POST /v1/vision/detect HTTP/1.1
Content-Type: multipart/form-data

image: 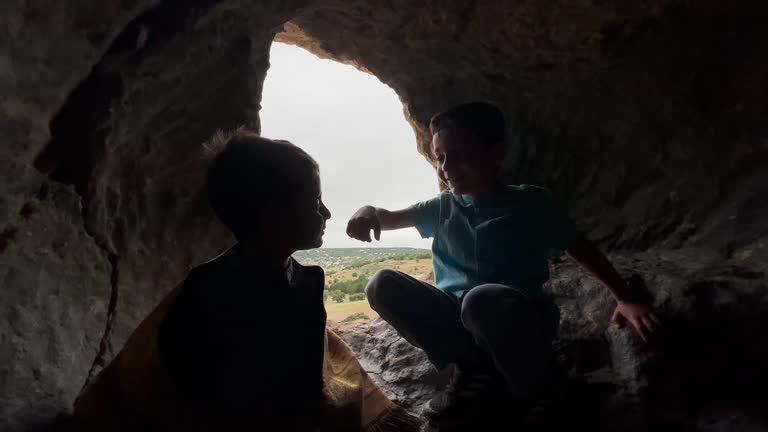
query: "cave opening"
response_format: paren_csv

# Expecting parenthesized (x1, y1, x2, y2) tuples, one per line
(260, 41, 438, 322)
(260, 41, 436, 250)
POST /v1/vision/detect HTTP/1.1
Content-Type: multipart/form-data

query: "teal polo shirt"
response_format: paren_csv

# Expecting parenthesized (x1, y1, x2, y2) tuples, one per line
(407, 185, 579, 298)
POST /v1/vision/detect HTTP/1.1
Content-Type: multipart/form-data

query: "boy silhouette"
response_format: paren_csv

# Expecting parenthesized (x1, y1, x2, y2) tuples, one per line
(157, 131, 332, 426)
(347, 102, 660, 429)
(73, 130, 419, 432)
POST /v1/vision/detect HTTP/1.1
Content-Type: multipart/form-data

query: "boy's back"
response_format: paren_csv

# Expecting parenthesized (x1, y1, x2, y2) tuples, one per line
(71, 130, 421, 432)
(158, 247, 326, 418)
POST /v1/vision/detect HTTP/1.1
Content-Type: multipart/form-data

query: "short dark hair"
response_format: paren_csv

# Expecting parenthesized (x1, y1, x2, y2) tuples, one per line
(429, 101, 506, 147)
(204, 127, 318, 238)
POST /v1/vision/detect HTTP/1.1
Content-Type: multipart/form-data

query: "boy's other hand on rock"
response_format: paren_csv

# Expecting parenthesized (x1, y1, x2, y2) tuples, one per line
(611, 301, 662, 344)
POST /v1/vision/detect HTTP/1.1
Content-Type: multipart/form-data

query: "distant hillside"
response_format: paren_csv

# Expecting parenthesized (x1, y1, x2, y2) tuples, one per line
(293, 248, 434, 323)
(293, 247, 431, 270)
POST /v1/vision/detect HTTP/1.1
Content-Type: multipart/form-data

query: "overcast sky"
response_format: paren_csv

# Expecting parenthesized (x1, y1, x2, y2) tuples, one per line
(260, 42, 436, 249)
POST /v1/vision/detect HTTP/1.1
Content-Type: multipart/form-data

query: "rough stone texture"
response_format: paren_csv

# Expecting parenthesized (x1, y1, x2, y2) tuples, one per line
(549, 252, 768, 430)
(279, 0, 768, 262)
(1, 2, 155, 427)
(337, 251, 768, 430)
(332, 318, 445, 415)
(0, 181, 110, 428)
(1, 0, 767, 430)
(2, 1, 305, 429)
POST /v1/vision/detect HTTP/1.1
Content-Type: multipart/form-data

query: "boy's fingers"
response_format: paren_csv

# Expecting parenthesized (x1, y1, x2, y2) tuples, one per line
(349, 220, 361, 237)
(345, 221, 354, 238)
(349, 226, 361, 240)
(632, 319, 649, 343)
(641, 315, 658, 334)
(351, 220, 370, 242)
(356, 221, 369, 241)
(373, 218, 381, 241)
(364, 223, 372, 241)
(611, 309, 625, 328)
(648, 312, 663, 328)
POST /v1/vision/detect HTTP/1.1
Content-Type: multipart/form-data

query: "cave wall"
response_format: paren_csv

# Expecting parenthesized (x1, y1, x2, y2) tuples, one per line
(1, 0, 766, 430)
(279, 0, 768, 259)
(1, 1, 151, 426)
(278, 5, 768, 425)
(1, 0, 305, 428)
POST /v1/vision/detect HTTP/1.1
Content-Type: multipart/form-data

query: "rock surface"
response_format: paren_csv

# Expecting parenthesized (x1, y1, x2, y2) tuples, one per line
(1, 0, 766, 430)
(336, 251, 768, 430)
(332, 318, 444, 415)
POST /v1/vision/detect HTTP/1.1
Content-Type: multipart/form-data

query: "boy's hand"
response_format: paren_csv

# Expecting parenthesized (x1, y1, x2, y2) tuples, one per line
(611, 301, 662, 344)
(347, 206, 381, 242)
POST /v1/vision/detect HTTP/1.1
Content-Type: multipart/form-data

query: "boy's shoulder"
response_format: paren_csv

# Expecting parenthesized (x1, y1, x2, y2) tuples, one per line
(185, 247, 240, 288)
(176, 246, 277, 313)
(289, 258, 326, 288)
(158, 250, 238, 346)
(488, 184, 555, 207)
(291, 257, 324, 275)
(187, 251, 325, 294)
(439, 185, 554, 210)
(502, 184, 552, 196)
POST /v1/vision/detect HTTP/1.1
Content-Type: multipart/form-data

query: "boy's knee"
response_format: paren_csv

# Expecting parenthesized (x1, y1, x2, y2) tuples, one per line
(461, 284, 526, 329)
(366, 269, 403, 308)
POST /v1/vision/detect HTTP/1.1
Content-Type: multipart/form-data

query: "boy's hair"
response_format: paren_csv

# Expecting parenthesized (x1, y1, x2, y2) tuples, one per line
(429, 101, 506, 147)
(204, 128, 318, 238)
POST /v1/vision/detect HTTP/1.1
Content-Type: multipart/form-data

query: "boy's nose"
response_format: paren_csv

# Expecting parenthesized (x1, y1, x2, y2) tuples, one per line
(321, 203, 331, 219)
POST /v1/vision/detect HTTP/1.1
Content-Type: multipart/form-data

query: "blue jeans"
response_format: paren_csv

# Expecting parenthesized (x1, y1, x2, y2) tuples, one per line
(366, 269, 560, 397)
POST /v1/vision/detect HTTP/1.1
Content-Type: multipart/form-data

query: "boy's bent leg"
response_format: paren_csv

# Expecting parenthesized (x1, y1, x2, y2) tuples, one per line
(366, 269, 473, 369)
(460, 284, 560, 398)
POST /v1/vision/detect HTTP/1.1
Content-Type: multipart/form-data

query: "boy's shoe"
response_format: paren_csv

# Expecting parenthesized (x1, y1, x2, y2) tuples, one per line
(422, 360, 562, 431)
(422, 360, 515, 428)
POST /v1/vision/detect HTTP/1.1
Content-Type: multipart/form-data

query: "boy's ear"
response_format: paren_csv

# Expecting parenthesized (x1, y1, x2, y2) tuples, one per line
(437, 169, 449, 186)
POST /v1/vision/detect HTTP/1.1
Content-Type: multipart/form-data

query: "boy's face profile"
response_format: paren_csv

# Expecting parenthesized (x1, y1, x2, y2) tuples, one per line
(432, 128, 505, 194)
(275, 171, 331, 252)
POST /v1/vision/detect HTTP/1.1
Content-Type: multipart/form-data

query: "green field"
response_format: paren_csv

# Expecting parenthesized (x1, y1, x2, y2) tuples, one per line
(293, 247, 432, 270)
(325, 300, 378, 322)
(293, 248, 433, 322)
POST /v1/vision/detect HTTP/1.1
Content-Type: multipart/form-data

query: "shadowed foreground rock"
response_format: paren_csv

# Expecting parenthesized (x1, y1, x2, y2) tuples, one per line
(336, 252, 768, 431)
(332, 318, 443, 415)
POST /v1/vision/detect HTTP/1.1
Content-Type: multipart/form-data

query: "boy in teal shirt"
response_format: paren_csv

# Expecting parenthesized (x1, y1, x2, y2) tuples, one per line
(347, 102, 660, 428)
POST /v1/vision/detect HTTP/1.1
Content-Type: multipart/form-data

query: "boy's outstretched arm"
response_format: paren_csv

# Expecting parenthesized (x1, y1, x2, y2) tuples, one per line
(347, 206, 415, 242)
(566, 237, 662, 343)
